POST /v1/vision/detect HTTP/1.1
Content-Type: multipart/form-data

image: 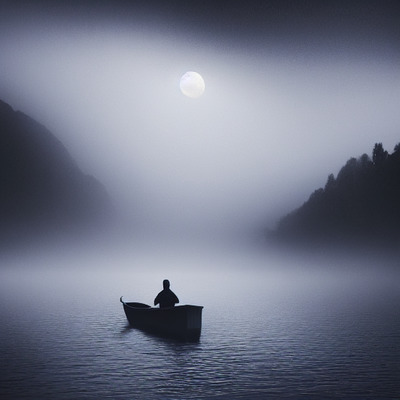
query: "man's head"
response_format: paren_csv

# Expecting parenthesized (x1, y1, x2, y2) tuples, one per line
(163, 279, 170, 289)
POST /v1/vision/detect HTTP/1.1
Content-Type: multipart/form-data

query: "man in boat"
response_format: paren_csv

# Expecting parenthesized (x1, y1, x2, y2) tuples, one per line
(154, 279, 179, 308)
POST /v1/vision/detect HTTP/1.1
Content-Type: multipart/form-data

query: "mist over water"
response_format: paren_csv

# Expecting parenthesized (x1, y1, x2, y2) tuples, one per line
(1, 239, 399, 399)
(1, 2, 400, 398)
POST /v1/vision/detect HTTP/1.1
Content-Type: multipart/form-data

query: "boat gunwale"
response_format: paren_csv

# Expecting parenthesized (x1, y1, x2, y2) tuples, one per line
(120, 297, 203, 312)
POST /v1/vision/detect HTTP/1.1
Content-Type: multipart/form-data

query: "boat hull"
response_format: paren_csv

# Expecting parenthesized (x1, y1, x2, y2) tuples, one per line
(121, 300, 203, 341)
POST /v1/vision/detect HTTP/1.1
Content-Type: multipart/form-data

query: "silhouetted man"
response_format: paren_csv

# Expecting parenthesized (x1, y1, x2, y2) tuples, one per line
(154, 279, 179, 308)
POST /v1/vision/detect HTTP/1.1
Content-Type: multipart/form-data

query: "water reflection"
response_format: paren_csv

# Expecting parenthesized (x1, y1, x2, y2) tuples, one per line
(119, 324, 133, 336)
(0, 242, 399, 399)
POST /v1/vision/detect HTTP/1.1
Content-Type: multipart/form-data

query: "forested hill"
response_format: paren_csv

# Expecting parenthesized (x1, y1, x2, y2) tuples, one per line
(274, 142, 400, 246)
(0, 99, 112, 244)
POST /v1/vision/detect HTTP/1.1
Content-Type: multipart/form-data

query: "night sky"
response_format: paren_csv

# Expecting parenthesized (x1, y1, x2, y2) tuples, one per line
(0, 0, 399, 241)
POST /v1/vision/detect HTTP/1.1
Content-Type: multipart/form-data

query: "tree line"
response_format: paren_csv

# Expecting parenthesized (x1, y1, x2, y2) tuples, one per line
(274, 142, 400, 246)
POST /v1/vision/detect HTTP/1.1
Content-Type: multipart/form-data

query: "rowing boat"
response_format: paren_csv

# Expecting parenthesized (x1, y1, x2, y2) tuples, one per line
(120, 297, 203, 341)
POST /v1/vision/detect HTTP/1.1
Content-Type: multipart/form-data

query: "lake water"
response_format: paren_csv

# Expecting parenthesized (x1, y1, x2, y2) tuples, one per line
(1, 241, 399, 399)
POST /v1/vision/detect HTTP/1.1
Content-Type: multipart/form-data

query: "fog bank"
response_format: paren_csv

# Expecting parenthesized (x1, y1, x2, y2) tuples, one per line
(0, 2, 399, 243)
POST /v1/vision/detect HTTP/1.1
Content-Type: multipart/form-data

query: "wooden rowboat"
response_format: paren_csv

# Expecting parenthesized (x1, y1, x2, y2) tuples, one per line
(120, 297, 203, 341)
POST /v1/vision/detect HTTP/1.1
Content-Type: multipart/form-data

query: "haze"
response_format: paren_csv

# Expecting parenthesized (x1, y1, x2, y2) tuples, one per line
(0, 1, 399, 243)
(1, 5, 400, 398)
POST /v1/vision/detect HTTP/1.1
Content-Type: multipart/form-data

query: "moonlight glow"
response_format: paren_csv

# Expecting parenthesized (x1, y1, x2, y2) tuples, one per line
(180, 71, 205, 98)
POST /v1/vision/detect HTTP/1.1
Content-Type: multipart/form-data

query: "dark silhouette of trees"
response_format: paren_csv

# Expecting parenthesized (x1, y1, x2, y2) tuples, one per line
(274, 142, 400, 246)
(372, 143, 388, 166)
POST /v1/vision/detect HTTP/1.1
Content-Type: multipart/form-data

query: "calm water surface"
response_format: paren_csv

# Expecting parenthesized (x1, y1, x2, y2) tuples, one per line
(0, 243, 399, 399)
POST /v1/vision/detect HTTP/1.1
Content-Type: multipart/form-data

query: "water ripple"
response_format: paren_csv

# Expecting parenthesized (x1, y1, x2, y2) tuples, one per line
(1, 261, 399, 399)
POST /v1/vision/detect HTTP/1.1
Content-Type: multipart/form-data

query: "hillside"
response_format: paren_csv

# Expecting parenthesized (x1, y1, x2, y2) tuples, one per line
(273, 142, 400, 246)
(0, 99, 112, 244)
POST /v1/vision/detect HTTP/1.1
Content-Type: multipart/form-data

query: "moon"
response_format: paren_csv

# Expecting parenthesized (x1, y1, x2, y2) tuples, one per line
(180, 71, 205, 98)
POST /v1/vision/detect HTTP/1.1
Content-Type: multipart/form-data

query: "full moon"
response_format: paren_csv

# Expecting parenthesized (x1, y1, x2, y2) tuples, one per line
(180, 71, 205, 98)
